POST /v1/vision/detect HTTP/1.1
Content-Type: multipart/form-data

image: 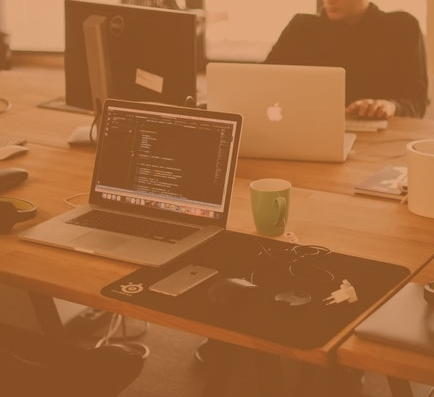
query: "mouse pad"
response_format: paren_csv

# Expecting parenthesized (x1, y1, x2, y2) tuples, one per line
(101, 230, 410, 349)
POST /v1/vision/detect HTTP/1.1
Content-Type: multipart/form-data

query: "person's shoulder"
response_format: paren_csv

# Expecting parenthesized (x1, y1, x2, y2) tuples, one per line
(286, 13, 322, 31)
(379, 9, 421, 31)
(290, 13, 321, 25)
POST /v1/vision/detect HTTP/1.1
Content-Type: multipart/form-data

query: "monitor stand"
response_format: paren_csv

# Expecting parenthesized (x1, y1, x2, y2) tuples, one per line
(67, 14, 112, 146)
(38, 97, 93, 115)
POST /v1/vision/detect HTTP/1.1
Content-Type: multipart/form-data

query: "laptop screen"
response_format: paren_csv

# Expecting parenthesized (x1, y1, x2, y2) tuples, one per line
(89, 100, 242, 227)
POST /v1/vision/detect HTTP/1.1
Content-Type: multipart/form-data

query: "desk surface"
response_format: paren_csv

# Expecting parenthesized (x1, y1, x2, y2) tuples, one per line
(1, 62, 434, 371)
(337, 261, 434, 386)
(1, 142, 432, 366)
(237, 116, 434, 195)
(2, 64, 434, 196)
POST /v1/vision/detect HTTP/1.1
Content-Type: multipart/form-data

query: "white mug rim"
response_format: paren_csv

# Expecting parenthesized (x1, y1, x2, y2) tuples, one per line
(250, 178, 292, 192)
(407, 139, 434, 157)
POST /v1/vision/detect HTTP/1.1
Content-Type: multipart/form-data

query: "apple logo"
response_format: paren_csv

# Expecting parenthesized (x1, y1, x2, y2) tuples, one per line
(266, 102, 282, 121)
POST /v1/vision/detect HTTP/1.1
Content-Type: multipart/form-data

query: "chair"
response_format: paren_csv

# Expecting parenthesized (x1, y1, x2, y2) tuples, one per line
(0, 322, 145, 397)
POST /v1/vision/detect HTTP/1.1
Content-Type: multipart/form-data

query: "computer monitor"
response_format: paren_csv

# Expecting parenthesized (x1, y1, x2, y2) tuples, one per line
(64, 0, 197, 112)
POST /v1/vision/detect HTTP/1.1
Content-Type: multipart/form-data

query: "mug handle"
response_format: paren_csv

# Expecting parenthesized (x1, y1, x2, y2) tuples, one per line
(273, 196, 287, 226)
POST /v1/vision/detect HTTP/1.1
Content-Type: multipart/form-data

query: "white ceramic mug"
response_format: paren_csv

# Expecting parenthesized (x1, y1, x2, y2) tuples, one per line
(406, 139, 434, 218)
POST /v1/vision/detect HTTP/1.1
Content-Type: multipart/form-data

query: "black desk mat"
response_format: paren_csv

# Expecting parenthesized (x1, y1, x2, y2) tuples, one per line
(101, 231, 410, 349)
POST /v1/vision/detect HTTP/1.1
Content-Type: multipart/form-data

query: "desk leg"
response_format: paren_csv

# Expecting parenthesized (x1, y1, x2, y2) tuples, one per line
(387, 377, 414, 397)
(254, 351, 285, 397)
(29, 292, 66, 339)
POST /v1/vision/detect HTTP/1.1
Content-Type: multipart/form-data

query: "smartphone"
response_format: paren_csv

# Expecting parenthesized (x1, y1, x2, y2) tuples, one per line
(148, 264, 218, 296)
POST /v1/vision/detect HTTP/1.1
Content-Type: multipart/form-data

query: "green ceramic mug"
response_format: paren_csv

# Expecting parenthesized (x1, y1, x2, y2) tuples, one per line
(250, 178, 291, 236)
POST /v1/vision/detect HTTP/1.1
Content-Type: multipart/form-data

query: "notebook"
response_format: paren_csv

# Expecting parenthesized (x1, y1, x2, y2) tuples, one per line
(355, 283, 434, 355)
(206, 62, 356, 163)
(19, 99, 243, 267)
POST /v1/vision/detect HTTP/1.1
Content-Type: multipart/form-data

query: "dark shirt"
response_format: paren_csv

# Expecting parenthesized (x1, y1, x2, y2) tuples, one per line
(265, 3, 429, 118)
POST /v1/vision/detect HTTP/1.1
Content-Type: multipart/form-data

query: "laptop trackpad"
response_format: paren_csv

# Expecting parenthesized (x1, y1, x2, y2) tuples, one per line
(70, 232, 128, 251)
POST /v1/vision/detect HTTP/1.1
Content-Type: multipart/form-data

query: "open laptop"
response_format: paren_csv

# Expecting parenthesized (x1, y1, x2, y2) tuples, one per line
(19, 99, 243, 267)
(206, 62, 356, 163)
(355, 283, 434, 355)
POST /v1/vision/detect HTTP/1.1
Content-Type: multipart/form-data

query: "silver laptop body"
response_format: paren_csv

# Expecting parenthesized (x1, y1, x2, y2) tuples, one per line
(355, 283, 434, 355)
(19, 99, 243, 267)
(206, 62, 355, 163)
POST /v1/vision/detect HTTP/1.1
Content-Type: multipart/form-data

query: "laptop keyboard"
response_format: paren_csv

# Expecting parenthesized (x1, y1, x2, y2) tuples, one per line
(345, 118, 388, 132)
(66, 210, 197, 243)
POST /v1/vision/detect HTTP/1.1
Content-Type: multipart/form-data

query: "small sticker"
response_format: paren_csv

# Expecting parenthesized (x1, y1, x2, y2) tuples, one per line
(136, 68, 163, 94)
(285, 231, 299, 244)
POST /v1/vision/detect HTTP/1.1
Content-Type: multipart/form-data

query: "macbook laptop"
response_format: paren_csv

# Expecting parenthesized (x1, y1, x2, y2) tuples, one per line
(355, 283, 434, 355)
(206, 62, 356, 163)
(19, 99, 243, 267)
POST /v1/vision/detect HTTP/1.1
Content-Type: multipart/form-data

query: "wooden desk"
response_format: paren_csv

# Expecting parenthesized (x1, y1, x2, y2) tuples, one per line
(0, 64, 93, 148)
(2, 62, 434, 386)
(337, 262, 434, 393)
(1, 64, 434, 195)
(1, 139, 434, 368)
(237, 115, 434, 195)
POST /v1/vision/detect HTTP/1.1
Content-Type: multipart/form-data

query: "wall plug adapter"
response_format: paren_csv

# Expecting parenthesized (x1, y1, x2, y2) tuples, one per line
(323, 279, 358, 305)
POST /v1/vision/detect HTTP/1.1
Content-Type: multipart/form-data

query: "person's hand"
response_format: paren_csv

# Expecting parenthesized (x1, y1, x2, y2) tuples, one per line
(345, 99, 396, 119)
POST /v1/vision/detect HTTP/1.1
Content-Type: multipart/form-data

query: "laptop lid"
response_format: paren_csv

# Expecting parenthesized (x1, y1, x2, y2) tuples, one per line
(19, 100, 243, 267)
(355, 283, 434, 355)
(90, 99, 242, 229)
(206, 62, 355, 163)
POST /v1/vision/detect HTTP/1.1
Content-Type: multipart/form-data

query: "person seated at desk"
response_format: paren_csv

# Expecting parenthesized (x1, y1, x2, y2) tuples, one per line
(264, 0, 429, 120)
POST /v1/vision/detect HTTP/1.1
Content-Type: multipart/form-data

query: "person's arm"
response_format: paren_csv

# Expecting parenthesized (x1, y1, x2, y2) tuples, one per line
(346, 13, 428, 120)
(388, 13, 428, 118)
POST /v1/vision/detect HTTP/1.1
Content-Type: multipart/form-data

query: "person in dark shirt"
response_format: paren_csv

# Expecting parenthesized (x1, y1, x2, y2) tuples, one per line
(265, 0, 429, 119)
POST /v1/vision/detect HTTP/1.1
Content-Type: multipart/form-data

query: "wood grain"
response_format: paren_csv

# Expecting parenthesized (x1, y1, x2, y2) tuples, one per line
(1, 62, 434, 374)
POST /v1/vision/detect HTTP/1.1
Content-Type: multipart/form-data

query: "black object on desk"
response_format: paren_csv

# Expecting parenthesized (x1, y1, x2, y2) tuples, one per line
(207, 277, 262, 308)
(101, 230, 410, 349)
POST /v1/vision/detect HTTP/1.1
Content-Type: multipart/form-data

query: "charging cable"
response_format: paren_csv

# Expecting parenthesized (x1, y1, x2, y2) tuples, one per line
(184, 95, 196, 108)
(0, 345, 42, 367)
(95, 313, 151, 359)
